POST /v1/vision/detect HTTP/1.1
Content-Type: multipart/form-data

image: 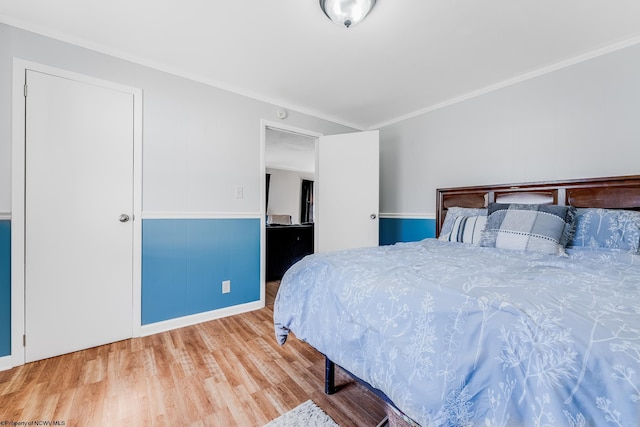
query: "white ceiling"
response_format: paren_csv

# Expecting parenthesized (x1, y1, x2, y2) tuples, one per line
(265, 128, 316, 174)
(2, 1, 640, 130)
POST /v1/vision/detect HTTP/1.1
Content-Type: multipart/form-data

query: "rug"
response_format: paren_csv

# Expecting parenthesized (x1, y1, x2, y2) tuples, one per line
(264, 400, 339, 427)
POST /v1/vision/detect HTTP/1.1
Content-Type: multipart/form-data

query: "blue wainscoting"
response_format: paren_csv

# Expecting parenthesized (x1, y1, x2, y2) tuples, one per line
(142, 218, 261, 325)
(0, 220, 10, 357)
(379, 217, 436, 246)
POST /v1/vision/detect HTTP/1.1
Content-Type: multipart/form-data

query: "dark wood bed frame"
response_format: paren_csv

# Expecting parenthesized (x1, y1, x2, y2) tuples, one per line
(324, 174, 640, 421)
(436, 174, 640, 237)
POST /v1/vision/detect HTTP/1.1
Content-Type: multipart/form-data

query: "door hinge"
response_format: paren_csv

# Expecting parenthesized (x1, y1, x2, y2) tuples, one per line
(24, 83, 27, 98)
(23, 334, 26, 346)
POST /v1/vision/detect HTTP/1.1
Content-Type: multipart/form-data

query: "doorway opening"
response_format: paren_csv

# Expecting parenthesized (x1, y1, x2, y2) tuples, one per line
(261, 122, 320, 287)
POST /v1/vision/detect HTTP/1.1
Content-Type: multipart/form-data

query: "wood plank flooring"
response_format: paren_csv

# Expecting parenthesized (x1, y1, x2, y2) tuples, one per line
(0, 281, 386, 426)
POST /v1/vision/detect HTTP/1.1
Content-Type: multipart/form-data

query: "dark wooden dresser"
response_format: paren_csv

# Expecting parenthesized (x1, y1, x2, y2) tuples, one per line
(266, 224, 314, 281)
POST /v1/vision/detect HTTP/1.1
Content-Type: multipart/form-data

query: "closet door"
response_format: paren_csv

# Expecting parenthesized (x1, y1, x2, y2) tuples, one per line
(24, 69, 134, 362)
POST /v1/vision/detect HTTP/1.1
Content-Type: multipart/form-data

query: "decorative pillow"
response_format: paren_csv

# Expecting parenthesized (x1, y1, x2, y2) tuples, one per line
(480, 203, 577, 255)
(439, 215, 487, 244)
(568, 208, 640, 253)
(440, 207, 487, 237)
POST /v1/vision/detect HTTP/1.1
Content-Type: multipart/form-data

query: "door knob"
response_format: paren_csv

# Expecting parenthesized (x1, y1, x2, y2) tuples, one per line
(119, 214, 130, 223)
(370, 214, 377, 219)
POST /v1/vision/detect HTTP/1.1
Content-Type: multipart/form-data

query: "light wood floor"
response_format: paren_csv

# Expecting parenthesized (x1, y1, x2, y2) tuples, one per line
(0, 281, 386, 426)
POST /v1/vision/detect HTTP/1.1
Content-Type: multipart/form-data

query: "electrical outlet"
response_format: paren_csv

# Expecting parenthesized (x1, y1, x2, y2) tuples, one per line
(222, 280, 231, 294)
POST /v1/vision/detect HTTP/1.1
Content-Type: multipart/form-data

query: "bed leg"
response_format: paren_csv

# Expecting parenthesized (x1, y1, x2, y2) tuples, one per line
(325, 357, 336, 395)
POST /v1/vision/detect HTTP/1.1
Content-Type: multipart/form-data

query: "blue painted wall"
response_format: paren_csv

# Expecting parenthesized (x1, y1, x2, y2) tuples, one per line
(380, 218, 435, 246)
(1, 216, 432, 351)
(0, 221, 10, 357)
(142, 218, 261, 325)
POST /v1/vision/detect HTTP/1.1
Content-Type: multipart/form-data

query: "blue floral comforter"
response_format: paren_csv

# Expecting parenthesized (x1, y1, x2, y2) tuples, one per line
(273, 239, 640, 427)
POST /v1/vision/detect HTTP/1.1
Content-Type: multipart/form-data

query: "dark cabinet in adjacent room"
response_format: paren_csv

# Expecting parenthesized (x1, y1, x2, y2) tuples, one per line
(266, 224, 314, 281)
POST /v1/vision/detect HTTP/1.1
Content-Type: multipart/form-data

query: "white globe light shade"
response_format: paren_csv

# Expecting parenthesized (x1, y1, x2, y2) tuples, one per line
(319, 0, 377, 28)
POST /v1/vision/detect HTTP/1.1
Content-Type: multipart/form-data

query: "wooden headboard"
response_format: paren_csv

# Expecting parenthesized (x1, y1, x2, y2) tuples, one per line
(436, 175, 640, 237)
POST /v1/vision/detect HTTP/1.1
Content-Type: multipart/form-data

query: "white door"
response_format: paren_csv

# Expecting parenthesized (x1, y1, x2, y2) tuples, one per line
(315, 130, 379, 253)
(24, 70, 134, 362)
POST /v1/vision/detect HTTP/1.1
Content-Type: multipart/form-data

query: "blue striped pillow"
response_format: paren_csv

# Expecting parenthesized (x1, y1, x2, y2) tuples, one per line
(439, 215, 487, 244)
(440, 207, 487, 237)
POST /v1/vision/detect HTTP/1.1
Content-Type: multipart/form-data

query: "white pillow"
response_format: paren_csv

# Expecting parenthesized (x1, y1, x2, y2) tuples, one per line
(495, 193, 554, 205)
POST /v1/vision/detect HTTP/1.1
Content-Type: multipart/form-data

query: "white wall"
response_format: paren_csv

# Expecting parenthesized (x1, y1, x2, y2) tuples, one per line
(266, 168, 313, 224)
(0, 27, 11, 214)
(4, 23, 639, 220)
(380, 43, 640, 216)
(0, 23, 355, 215)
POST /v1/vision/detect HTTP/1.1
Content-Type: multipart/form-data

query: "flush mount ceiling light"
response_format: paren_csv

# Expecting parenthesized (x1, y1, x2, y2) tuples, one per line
(319, 0, 377, 28)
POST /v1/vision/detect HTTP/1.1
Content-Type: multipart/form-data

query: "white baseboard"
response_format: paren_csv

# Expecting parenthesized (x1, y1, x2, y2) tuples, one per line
(140, 300, 264, 337)
(0, 355, 14, 371)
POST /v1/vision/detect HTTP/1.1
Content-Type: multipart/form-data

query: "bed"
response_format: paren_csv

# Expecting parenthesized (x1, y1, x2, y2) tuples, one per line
(273, 175, 640, 426)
